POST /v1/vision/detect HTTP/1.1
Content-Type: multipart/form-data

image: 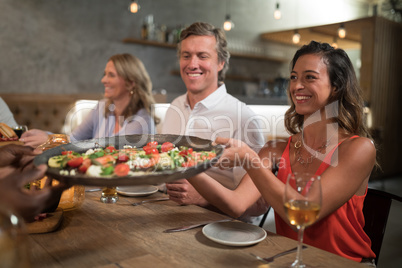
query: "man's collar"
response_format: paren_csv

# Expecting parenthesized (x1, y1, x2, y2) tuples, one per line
(185, 84, 226, 110)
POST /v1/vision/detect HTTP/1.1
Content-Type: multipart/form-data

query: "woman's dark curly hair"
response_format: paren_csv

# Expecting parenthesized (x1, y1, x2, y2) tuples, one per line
(285, 41, 370, 139)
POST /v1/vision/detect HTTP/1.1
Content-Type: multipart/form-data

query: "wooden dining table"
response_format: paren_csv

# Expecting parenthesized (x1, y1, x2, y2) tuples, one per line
(27, 189, 365, 268)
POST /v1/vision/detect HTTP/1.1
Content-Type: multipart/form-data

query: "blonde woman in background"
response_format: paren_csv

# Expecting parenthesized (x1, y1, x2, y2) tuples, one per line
(21, 53, 158, 146)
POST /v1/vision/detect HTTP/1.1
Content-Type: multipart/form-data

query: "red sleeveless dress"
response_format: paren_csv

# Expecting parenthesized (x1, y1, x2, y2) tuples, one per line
(275, 136, 375, 262)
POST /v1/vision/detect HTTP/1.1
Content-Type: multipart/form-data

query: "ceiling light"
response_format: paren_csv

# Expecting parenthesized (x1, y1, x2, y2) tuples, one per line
(331, 38, 338, 49)
(274, 3, 281, 20)
(292, 30, 301, 44)
(129, 0, 140, 13)
(223, 0, 234, 31)
(223, 15, 234, 31)
(338, 23, 346, 39)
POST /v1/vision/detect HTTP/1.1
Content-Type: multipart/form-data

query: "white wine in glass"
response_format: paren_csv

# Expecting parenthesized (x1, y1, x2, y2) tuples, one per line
(284, 172, 322, 268)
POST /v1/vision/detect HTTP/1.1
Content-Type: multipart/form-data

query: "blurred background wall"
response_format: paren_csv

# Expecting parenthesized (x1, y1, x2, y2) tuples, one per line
(0, 0, 374, 100)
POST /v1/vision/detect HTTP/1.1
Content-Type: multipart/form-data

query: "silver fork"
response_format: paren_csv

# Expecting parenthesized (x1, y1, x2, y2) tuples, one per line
(132, 197, 170, 206)
(251, 245, 307, 263)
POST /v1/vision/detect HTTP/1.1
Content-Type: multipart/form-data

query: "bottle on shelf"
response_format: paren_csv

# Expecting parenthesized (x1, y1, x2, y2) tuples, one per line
(157, 24, 167, 43)
(176, 24, 185, 43)
(141, 14, 155, 40)
(168, 27, 178, 44)
(145, 14, 156, 41)
(141, 20, 148, 40)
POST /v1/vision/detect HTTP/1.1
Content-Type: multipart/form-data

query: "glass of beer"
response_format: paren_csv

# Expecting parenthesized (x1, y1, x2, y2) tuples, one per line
(284, 172, 322, 268)
(100, 187, 119, 203)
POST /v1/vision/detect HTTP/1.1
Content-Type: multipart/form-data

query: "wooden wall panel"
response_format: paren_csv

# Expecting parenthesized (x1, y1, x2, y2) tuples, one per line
(360, 19, 374, 103)
(368, 17, 402, 177)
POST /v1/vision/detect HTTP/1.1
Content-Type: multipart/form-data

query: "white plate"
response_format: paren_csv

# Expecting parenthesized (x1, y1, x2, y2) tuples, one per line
(202, 221, 267, 247)
(116, 185, 158, 197)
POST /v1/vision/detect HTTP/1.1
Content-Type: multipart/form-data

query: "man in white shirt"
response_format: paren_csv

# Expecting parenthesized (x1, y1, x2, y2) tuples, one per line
(162, 22, 266, 220)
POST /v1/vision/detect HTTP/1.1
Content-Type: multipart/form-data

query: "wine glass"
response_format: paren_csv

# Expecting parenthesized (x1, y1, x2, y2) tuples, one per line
(284, 172, 322, 268)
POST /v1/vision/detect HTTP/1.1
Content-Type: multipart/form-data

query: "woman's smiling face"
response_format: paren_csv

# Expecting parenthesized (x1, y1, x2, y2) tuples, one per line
(289, 54, 333, 116)
(101, 61, 130, 101)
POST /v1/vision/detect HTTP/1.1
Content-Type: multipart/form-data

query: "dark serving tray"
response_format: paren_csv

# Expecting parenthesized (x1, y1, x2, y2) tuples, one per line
(34, 134, 224, 187)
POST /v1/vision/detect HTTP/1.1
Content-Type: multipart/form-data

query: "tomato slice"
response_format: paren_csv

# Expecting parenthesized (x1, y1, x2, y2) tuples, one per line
(67, 157, 84, 168)
(179, 147, 193, 156)
(117, 153, 129, 162)
(161, 142, 174, 152)
(114, 163, 130, 176)
(143, 145, 159, 155)
(105, 146, 116, 153)
(61, 150, 73, 155)
(146, 141, 158, 148)
(78, 158, 92, 173)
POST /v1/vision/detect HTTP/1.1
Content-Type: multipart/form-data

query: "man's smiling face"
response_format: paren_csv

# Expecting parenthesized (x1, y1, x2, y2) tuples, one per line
(179, 35, 224, 98)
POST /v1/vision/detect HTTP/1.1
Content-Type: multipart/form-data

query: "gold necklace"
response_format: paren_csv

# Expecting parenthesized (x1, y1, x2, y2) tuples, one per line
(294, 133, 334, 168)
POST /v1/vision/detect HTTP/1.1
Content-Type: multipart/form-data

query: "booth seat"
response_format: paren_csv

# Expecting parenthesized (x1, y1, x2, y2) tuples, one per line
(62, 101, 171, 135)
(248, 105, 290, 140)
(2, 93, 289, 141)
(1, 93, 166, 134)
(63, 101, 289, 141)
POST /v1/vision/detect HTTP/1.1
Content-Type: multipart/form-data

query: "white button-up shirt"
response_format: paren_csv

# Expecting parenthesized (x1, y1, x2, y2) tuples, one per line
(162, 84, 265, 189)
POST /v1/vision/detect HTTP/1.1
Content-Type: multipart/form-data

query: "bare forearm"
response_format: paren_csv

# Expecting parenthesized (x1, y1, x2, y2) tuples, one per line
(187, 173, 256, 218)
(244, 158, 288, 221)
